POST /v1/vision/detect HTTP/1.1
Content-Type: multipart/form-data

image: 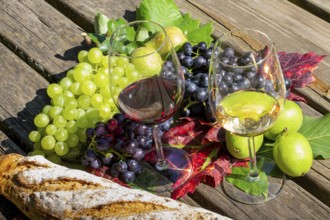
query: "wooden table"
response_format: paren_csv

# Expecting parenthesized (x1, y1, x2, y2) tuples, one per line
(0, 0, 329, 219)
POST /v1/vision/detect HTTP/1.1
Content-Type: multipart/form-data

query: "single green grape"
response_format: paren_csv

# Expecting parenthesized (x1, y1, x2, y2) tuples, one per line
(116, 56, 129, 67)
(78, 95, 91, 109)
(88, 48, 103, 64)
(78, 50, 89, 63)
(63, 107, 78, 120)
(49, 106, 63, 119)
(76, 62, 93, 72)
(110, 73, 121, 86)
(118, 77, 130, 89)
(76, 108, 86, 119)
(66, 120, 79, 134)
(33, 141, 42, 150)
(98, 103, 111, 119)
(101, 55, 109, 67)
(64, 97, 78, 108)
(76, 115, 89, 128)
(46, 154, 61, 164)
(76, 128, 87, 143)
(30, 149, 45, 156)
(54, 141, 69, 156)
(45, 124, 57, 135)
(62, 90, 75, 99)
(70, 82, 82, 95)
(52, 95, 65, 107)
(98, 66, 108, 76)
(42, 105, 52, 117)
(29, 130, 41, 142)
(34, 113, 50, 128)
(47, 83, 63, 99)
(85, 107, 99, 120)
(91, 93, 103, 107)
(73, 67, 91, 82)
(53, 115, 67, 128)
(112, 66, 125, 77)
(99, 86, 111, 99)
(59, 77, 73, 90)
(41, 135, 56, 150)
(94, 73, 108, 88)
(81, 80, 97, 96)
(66, 69, 74, 79)
(109, 56, 117, 68)
(126, 69, 140, 82)
(66, 134, 79, 148)
(54, 127, 69, 142)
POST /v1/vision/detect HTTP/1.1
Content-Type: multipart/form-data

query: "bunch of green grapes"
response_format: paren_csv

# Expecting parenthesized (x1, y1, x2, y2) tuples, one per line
(28, 47, 142, 164)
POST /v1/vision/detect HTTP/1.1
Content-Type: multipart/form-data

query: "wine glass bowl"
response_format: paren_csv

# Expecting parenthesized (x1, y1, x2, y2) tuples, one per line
(108, 20, 192, 192)
(209, 29, 286, 204)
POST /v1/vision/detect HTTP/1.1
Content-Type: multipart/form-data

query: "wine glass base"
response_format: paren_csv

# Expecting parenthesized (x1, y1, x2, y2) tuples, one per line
(222, 156, 285, 204)
(134, 146, 193, 193)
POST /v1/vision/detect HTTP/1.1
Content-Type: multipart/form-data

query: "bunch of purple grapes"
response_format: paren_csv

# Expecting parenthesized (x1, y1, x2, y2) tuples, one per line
(177, 42, 215, 121)
(81, 113, 151, 183)
(177, 43, 292, 122)
(81, 113, 172, 184)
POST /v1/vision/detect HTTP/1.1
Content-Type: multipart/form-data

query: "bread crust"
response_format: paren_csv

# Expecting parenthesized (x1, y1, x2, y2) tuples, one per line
(0, 154, 230, 220)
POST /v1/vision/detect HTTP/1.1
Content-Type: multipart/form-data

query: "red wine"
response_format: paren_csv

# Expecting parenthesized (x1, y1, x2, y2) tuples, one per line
(118, 77, 181, 124)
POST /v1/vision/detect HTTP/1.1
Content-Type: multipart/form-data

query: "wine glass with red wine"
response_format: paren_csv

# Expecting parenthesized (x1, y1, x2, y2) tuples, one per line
(108, 20, 192, 192)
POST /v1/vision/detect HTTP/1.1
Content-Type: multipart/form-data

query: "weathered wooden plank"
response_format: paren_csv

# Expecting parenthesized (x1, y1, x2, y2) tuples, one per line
(289, 0, 330, 22)
(190, 181, 330, 220)
(0, 130, 26, 156)
(187, 0, 330, 114)
(0, 43, 49, 152)
(0, 0, 85, 81)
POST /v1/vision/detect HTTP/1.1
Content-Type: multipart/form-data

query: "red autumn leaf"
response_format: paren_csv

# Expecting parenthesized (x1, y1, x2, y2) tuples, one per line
(170, 143, 226, 199)
(278, 51, 325, 88)
(162, 117, 223, 147)
(202, 155, 231, 187)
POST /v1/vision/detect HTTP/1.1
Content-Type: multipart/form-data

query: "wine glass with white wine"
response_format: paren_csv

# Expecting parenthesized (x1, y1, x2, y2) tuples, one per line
(209, 28, 286, 204)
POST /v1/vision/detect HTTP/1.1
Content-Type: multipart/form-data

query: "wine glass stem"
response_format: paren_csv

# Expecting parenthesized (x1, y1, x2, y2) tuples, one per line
(248, 136, 259, 181)
(153, 125, 168, 171)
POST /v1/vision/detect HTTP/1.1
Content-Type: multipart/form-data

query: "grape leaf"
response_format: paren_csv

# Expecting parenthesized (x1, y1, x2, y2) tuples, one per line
(171, 144, 230, 199)
(226, 167, 268, 197)
(162, 118, 214, 148)
(278, 52, 326, 88)
(277, 52, 325, 102)
(299, 114, 330, 159)
(136, 0, 182, 31)
(187, 22, 214, 47)
(177, 13, 200, 36)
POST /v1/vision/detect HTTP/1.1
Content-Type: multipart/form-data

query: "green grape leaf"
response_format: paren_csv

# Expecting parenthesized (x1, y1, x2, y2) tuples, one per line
(299, 114, 330, 159)
(107, 18, 127, 36)
(226, 167, 268, 197)
(94, 12, 109, 35)
(178, 13, 200, 36)
(136, 0, 183, 31)
(186, 22, 214, 47)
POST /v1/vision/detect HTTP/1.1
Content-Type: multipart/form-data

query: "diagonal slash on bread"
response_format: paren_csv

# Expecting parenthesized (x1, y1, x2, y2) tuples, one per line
(0, 154, 231, 220)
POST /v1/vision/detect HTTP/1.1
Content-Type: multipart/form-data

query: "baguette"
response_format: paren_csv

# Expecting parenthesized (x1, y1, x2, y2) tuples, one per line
(0, 153, 230, 220)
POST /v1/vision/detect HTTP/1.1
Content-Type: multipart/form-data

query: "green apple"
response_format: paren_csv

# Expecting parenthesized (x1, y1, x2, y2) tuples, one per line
(130, 46, 163, 77)
(264, 100, 303, 140)
(146, 26, 187, 56)
(273, 131, 313, 177)
(225, 131, 264, 159)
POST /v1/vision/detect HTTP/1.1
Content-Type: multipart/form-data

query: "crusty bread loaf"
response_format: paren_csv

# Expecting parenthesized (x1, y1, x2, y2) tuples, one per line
(0, 154, 230, 220)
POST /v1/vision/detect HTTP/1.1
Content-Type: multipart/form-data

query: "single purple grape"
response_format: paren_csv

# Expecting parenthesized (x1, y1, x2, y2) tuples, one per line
(124, 139, 138, 155)
(116, 161, 128, 173)
(119, 171, 135, 183)
(132, 148, 145, 161)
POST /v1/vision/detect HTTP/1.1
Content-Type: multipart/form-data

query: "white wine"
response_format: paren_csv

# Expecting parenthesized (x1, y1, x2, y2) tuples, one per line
(216, 90, 281, 136)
